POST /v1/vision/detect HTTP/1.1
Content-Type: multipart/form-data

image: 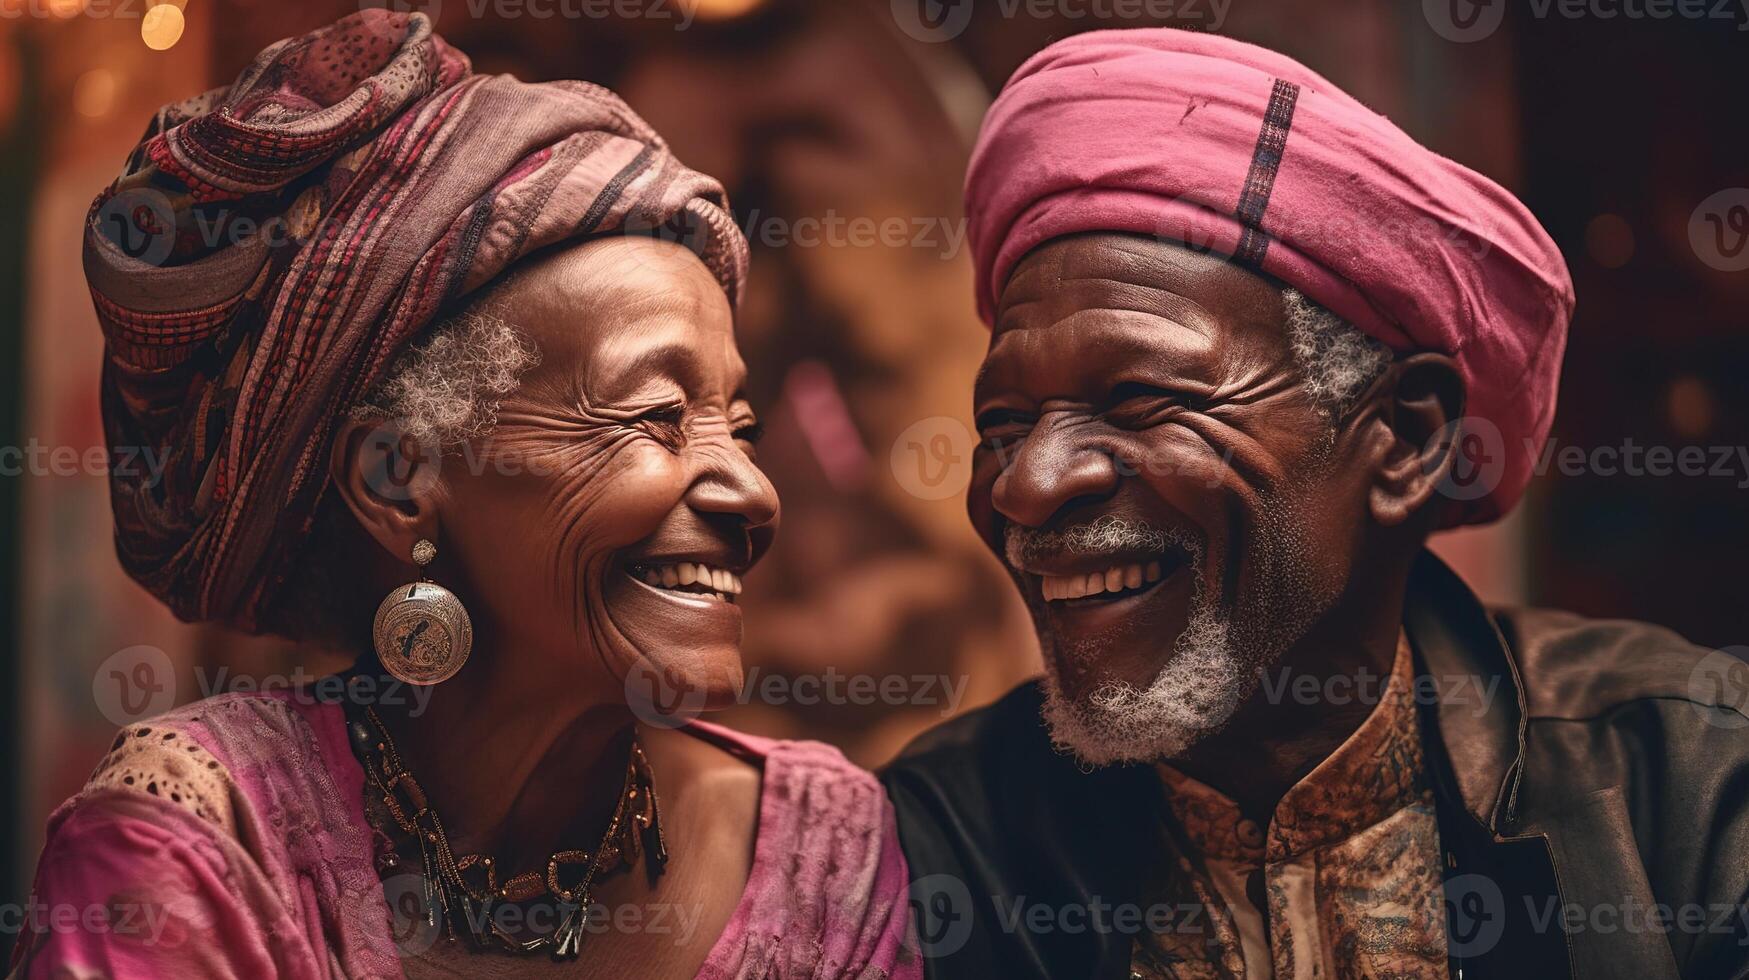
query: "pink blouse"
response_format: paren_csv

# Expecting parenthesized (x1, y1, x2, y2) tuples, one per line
(10, 691, 920, 979)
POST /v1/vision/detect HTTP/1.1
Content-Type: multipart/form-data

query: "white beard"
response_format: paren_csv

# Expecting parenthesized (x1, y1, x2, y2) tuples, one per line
(1023, 495, 1335, 768)
(1038, 590, 1254, 766)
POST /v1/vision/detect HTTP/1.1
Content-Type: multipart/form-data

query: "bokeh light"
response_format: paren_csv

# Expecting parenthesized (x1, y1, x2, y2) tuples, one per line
(681, 0, 770, 22)
(141, 4, 186, 51)
(1585, 212, 1635, 269)
(72, 69, 117, 119)
(1665, 375, 1715, 440)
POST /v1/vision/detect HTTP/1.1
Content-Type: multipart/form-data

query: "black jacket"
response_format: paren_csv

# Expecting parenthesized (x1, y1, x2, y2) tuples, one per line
(881, 552, 1749, 979)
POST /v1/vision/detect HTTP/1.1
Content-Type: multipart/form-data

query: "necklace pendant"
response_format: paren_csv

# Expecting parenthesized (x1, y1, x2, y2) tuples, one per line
(352, 708, 666, 962)
(553, 901, 586, 960)
(642, 817, 669, 883)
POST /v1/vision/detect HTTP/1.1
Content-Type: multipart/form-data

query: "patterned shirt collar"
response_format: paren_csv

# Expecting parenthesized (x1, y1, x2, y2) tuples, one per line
(1156, 632, 1425, 862)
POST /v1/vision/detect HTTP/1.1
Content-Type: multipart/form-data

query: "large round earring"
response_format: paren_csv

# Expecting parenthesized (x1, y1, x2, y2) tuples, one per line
(373, 538, 473, 686)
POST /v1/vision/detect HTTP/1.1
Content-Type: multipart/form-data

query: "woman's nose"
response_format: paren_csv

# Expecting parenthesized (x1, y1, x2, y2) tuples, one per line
(686, 442, 780, 531)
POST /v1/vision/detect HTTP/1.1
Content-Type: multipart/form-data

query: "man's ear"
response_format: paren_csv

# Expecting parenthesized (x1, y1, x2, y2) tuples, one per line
(329, 417, 445, 566)
(1365, 353, 1465, 528)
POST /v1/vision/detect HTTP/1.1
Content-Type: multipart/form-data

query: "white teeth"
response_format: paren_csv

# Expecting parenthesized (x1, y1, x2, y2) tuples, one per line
(632, 562, 744, 600)
(1039, 560, 1166, 602)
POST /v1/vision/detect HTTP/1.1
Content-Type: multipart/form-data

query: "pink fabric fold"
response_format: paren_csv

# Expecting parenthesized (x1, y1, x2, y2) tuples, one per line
(687, 722, 920, 979)
(12, 694, 918, 980)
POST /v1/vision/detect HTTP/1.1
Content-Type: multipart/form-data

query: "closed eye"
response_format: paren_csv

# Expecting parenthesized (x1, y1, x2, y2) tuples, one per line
(1110, 381, 1195, 405)
(733, 421, 765, 446)
(636, 404, 686, 446)
(975, 408, 1036, 455)
(975, 407, 1036, 432)
(1107, 382, 1199, 423)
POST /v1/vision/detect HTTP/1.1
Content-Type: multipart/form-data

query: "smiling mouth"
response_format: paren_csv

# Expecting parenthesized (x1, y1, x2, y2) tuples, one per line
(1029, 548, 1193, 606)
(627, 562, 744, 604)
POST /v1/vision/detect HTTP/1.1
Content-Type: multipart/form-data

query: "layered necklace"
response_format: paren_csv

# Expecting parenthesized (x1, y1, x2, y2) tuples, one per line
(348, 704, 668, 959)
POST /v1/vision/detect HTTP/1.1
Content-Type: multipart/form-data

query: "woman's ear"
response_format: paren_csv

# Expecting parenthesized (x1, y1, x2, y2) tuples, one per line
(1366, 353, 1466, 528)
(329, 417, 445, 565)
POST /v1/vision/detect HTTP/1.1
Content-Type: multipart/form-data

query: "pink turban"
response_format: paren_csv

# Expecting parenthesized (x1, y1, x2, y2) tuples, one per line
(86, 11, 748, 628)
(965, 28, 1574, 527)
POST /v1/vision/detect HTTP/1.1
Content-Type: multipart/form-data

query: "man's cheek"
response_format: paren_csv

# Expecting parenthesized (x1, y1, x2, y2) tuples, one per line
(966, 466, 1004, 551)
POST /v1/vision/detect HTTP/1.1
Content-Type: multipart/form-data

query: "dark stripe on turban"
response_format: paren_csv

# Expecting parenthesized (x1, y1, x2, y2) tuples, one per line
(85, 11, 749, 629)
(964, 28, 1574, 527)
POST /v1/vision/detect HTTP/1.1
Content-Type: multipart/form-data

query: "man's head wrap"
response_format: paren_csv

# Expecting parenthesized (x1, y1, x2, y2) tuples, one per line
(965, 28, 1574, 527)
(86, 11, 748, 628)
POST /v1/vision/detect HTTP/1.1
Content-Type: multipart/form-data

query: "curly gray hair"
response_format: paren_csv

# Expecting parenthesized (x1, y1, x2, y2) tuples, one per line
(351, 309, 541, 450)
(1282, 287, 1392, 419)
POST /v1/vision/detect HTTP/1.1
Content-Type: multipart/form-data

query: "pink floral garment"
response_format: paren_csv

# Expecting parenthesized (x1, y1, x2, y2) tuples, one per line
(9, 691, 919, 979)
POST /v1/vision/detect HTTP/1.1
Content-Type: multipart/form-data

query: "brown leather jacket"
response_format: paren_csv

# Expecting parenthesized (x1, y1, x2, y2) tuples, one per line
(881, 552, 1749, 979)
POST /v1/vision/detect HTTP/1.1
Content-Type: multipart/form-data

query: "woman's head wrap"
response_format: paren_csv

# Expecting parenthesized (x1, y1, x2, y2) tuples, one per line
(87, 11, 748, 629)
(964, 28, 1574, 527)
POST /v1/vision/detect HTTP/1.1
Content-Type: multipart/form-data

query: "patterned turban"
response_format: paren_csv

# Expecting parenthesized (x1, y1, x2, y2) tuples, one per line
(964, 28, 1574, 527)
(86, 11, 749, 629)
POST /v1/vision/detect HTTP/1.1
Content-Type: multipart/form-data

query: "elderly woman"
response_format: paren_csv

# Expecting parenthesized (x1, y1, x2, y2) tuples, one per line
(12, 12, 915, 979)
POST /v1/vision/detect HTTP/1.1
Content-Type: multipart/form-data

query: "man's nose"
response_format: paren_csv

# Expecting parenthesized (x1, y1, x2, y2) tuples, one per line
(989, 420, 1121, 528)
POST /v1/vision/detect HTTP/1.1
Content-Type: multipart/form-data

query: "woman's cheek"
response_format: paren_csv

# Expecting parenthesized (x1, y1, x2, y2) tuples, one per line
(590, 443, 691, 536)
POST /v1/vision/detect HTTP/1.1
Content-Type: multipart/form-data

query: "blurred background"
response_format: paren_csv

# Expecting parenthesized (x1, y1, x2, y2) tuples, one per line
(3, 0, 1747, 956)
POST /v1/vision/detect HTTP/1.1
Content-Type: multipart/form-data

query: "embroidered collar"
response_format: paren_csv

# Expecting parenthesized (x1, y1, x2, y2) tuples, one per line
(1156, 632, 1427, 862)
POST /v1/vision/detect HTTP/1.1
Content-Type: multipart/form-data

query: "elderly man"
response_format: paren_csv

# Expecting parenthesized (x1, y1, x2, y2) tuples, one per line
(881, 28, 1749, 980)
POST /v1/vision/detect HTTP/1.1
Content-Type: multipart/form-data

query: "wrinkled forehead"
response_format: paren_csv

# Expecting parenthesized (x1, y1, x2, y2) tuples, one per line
(982, 234, 1293, 393)
(488, 237, 745, 396)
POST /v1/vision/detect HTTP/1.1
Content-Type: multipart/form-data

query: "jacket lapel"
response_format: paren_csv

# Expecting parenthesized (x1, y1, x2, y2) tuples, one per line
(1405, 550, 1573, 979)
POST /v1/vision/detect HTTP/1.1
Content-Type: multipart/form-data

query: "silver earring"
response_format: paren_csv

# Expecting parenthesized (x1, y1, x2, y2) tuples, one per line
(372, 538, 472, 686)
